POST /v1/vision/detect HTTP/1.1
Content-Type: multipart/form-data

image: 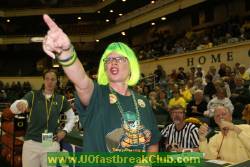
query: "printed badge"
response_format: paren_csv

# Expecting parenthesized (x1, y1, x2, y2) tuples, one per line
(109, 94, 117, 104)
(137, 99, 145, 108)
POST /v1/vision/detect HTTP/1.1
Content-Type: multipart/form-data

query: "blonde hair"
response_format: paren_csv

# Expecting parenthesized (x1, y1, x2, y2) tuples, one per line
(97, 42, 140, 86)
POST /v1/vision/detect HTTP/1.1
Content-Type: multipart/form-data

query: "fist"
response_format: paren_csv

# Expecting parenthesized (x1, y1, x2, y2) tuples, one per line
(220, 120, 234, 131)
(16, 101, 28, 112)
(54, 130, 67, 142)
(203, 110, 209, 116)
(198, 124, 208, 141)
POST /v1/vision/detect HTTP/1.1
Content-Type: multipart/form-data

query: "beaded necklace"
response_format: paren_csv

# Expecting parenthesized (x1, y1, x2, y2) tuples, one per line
(109, 87, 141, 125)
(109, 86, 149, 151)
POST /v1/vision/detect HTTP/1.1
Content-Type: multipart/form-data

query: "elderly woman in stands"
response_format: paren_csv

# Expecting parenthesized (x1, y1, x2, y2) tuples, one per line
(186, 89, 207, 117)
(204, 87, 234, 118)
(190, 77, 204, 95)
(214, 79, 231, 98)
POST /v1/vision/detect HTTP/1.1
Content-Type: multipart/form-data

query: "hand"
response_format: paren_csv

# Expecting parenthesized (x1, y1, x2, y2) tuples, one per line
(16, 101, 28, 112)
(170, 147, 183, 152)
(54, 130, 67, 142)
(220, 120, 235, 131)
(42, 14, 71, 59)
(199, 124, 208, 141)
(167, 143, 181, 152)
(220, 120, 241, 134)
(204, 109, 214, 117)
(203, 110, 209, 116)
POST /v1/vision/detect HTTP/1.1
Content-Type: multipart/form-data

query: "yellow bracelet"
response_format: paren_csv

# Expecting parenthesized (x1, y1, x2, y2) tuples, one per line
(57, 50, 78, 67)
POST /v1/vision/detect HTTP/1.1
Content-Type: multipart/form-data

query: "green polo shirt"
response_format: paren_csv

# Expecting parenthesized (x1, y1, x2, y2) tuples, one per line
(23, 90, 71, 142)
(76, 82, 161, 152)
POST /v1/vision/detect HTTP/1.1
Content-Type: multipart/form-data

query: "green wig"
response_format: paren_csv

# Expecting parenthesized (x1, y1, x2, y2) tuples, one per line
(97, 42, 140, 86)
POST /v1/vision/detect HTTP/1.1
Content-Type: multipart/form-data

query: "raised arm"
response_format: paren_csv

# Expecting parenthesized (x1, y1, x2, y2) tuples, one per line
(42, 14, 94, 106)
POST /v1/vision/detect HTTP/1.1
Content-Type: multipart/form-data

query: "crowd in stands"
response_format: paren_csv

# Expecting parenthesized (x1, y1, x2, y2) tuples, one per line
(59, 60, 250, 137)
(0, 63, 249, 163)
(0, 81, 32, 103)
(1, 60, 249, 127)
(133, 62, 250, 162)
(0, 79, 78, 103)
(1, 61, 250, 129)
(136, 16, 250, 60)
(133, 62, 250, 128)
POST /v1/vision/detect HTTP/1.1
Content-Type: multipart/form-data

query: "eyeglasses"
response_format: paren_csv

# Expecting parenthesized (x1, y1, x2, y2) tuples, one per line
(103, 56, 127, 64)
(214, 112, 228, 118)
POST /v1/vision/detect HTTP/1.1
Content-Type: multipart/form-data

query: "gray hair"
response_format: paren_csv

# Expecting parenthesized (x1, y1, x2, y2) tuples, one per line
(214, 105, 232, 114)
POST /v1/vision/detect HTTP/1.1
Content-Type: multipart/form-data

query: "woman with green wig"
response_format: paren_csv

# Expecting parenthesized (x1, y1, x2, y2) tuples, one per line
(42, 14, 160, 155)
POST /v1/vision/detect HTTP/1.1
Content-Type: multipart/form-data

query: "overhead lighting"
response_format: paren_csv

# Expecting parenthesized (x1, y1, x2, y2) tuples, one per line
(6, 19, 10, 23)
(96, 39, 100, 42)
(122, 0, 126, 2)
(151, 0, 155, 4)
(119, 13, 123, 16)
(151, 22, 156, 26)
(77, 16, 82, 20)
(121, 31, 126, 36)
(109, 9, 114, 13)
(161, 17, 166, 21)
(105, 19, 110, 22)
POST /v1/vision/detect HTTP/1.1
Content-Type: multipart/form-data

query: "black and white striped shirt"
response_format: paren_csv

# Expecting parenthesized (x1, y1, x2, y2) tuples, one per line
(161, 123, 199, 149)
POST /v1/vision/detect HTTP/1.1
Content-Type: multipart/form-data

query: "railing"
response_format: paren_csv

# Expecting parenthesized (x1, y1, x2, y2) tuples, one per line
(0, 102, 10, 111)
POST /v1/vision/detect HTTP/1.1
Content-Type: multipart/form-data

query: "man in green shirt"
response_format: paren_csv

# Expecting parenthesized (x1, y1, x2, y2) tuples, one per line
(10, 69, 75, 167)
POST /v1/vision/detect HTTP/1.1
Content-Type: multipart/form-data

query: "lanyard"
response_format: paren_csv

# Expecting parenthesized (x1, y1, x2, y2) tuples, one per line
(217, 134, 225, 159)
(45, 94, 54, 131)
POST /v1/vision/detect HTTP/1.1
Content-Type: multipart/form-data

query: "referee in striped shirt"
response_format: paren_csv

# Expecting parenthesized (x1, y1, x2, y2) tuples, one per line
(161, 105, 199, 152)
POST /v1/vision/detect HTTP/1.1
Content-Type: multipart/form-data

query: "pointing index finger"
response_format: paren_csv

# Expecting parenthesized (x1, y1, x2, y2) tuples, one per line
(43, 14, 59, 31)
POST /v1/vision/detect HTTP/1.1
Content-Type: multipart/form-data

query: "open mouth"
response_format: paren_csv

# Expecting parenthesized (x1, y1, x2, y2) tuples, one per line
(110, 67, 119, 75)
